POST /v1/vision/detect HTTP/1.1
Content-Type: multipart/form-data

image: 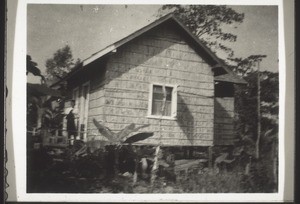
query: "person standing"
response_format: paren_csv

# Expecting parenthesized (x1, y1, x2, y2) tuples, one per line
(66, 100, 77, 145)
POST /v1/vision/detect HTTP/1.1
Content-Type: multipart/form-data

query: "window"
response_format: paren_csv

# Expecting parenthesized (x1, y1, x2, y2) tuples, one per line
(148, 83, 177, 119)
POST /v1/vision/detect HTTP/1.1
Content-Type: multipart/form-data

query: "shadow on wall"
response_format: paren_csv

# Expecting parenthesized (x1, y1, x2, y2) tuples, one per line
(176, 94, 194, 145)
(214, 98, 235, 145)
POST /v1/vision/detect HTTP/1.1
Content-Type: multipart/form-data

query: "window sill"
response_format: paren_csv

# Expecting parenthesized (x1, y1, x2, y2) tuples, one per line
(146, 115, 177, 121)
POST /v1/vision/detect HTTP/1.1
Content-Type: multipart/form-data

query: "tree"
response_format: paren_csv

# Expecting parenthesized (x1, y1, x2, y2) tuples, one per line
(27, 55, 45, 128)
(45, 45, 81, 80)
(234, 64, 278, 159)
(228, 55, 267, 77)
(159, 5, 244, 58)
(27, 55, 45, 83)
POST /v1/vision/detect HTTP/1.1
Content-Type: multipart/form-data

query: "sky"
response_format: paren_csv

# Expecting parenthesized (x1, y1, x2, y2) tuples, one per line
(27, 4, 278, 83)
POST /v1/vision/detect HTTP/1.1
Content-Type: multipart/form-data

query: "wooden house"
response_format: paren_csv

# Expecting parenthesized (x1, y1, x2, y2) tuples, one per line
(53, 14, 246, 147)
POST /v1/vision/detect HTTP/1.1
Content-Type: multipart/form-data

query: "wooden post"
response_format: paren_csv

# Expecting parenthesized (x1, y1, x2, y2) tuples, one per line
(208, 146, 213, 169)
(151, 146, 160, 187)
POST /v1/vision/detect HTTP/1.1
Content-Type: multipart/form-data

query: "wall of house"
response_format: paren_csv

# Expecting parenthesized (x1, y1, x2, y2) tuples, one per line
(67, 59, 107, 141)
(214, 97, 236, 145)
(88, 23, 215, 146)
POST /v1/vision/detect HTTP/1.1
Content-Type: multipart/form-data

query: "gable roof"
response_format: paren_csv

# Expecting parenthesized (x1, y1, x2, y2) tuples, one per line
(51, 13, 246, 87)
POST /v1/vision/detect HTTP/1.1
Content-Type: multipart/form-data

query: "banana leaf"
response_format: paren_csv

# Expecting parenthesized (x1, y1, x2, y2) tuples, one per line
(132, 124, 150, 132)
(116, 123, 135, 140)
(123, 132, 154, 144)
(92, 118, 115, 142)
(117, 124, 151, 140)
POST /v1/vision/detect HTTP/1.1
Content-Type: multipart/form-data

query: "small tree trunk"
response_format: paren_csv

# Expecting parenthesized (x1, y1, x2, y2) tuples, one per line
(151, 146, 160, 187)
(255, 61, 261, 159)
(245, 156, 252, 175)
(133, 157, 138, 185)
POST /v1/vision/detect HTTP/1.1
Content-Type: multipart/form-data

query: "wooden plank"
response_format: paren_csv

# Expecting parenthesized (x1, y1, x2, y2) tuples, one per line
(174, 159, 200, 172)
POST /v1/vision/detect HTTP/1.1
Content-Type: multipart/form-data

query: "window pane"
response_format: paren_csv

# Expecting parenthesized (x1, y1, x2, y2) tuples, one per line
(153, 85, 162, 93)
(153, 92, 164, 100)
(164, 101, 172, 116)
(166, 87, 172, 101)
(153, 85, 163, 100)
(152, 100, 163, 115)
(151, 85, 173, 117)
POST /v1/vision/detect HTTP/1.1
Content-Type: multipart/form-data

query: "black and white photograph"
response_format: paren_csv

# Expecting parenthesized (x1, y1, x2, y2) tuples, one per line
(6, 0, 295, 202)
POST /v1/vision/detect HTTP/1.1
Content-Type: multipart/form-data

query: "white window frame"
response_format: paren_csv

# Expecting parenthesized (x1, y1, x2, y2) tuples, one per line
(147, 83, 177, 120)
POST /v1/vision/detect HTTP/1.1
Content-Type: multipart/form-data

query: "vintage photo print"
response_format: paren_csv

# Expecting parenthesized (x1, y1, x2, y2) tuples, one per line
(6, 0, 294, 202)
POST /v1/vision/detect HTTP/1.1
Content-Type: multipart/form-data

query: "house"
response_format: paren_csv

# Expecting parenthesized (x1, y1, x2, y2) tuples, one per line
(52, 14, 246, 147)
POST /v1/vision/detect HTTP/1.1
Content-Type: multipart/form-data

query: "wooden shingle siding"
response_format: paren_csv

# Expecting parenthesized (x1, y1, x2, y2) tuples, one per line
(100, 24, 214, 146)
(214, 97, 236, 145)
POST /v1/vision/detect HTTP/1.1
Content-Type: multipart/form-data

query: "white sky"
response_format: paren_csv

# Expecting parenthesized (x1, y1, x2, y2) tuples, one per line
(27, 4, 278, 83)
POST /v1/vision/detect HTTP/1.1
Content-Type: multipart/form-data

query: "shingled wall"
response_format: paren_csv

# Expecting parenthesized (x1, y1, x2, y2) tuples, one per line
(214, 97, 236, 145)
(87, 24, 215, 146)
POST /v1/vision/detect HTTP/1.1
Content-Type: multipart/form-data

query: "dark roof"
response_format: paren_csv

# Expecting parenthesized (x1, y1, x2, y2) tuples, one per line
(214, 73, 247, 84)
(52, 13, 246, 87)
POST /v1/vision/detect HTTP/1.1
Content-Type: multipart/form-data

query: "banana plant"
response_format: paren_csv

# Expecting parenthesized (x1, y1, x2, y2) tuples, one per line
(92, 118, 154, 176)
(92, 118, 153, 145)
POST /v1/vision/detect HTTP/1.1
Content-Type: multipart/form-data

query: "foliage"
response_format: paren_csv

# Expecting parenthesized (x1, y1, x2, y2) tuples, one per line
(26, 55, 47, 128)
(27, 55, 45, 83)
(45, 45, 81, 80)
(92, 119, 153, 145)
(260, 71, 279, 103)
(235, 70, 278, 141)
(159, 5, 244, 58)
(228, 55, 267, 76)
(233, 68, 278, 192)
(41, 98, 65, 132)
(230, 55, 277, 155)
(241, 149, 277, 193)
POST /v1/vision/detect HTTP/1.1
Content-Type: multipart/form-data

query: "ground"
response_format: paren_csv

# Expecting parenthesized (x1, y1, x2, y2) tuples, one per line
(27, 144, 277, 193)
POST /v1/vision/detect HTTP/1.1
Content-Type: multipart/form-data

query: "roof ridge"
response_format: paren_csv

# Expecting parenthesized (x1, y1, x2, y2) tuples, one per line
(81, 12, 175, 65)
